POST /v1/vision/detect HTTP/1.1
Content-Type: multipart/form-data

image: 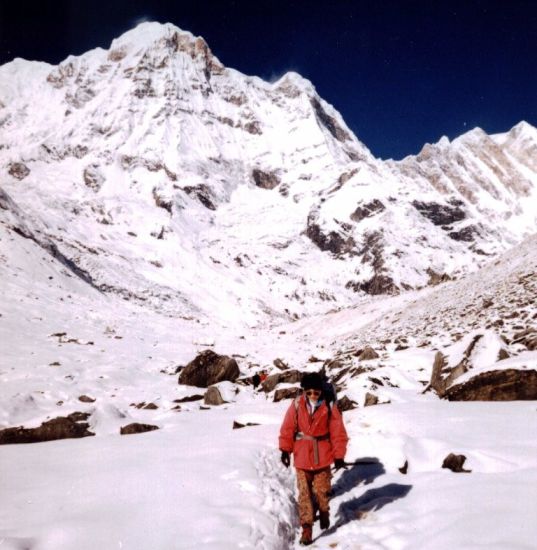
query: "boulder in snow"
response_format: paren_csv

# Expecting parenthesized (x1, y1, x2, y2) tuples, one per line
(273, 387, 301, 402)
(204, 385, 226, 406)
(120, 423, 159, 435)
(8, 162, 30, 180)
(261, 369, 303, 393)
(337, 395, 358, 411)
(179, 350, 240, 387)
(364, 392, 379, 407)
(442, 453, 471, 473)
(359, 346, 380, 361)
(0, 414, 94, 445)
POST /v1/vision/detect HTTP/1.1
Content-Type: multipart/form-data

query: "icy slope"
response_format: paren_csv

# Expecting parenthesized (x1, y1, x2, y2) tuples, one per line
(1, 22, 536, 326)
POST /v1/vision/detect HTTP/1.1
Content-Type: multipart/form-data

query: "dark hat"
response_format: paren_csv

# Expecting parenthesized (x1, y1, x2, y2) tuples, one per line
(300, 372, 323, 391)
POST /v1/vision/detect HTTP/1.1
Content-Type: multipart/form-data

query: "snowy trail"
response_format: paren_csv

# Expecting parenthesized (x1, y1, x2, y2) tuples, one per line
(255, 449, 298, 549)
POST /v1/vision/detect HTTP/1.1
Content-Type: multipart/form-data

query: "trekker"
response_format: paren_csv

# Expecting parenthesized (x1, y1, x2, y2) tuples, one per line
(279, 372, 349, 546)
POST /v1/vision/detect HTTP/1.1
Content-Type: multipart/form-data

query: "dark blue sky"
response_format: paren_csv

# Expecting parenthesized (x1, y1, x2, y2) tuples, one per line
(1, 0, 536, 159)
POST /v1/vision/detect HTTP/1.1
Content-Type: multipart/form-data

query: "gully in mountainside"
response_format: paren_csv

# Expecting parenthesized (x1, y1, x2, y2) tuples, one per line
(279, 372, 349, 546)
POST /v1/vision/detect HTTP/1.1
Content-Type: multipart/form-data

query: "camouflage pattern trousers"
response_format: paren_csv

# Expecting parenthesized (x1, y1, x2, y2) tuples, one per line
(295, 467, 332, 526)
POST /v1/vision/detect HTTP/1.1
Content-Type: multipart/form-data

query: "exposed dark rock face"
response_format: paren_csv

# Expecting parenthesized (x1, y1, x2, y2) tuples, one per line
(204, 385, 226, 406)
(0, 415, 94, 445)
(120, 423, 159, 435)
(350, 199, 385, 223)
(348, 230, 398, 295)
(274, 387, 302, 402)
(179, 350, 240, 387)
(448, 225, 480, 242)
(182, 184, 216, 210)
(445, 369, 537, 401)
(262, 369, 304, 393)
(252, 169, 280, 190)
(306, 210, 356, 256)
(412, 199, 466, 226)
(8, 162, 30, 180)
(442, 453, 471, 473)
(310, 97, 350, 142)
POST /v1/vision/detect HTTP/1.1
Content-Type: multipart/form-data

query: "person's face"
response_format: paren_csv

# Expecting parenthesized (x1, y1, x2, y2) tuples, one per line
(305, 389, 321, 404)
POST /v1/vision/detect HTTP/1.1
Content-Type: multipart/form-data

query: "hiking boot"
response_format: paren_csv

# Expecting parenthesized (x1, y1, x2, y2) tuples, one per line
(299, 524, 313, 546)
(319, 510, 330, 530)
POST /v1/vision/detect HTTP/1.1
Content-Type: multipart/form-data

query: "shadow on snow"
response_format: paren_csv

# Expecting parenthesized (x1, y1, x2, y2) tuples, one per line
(316, 458, 412, 540)
(330, 457, 386, 498)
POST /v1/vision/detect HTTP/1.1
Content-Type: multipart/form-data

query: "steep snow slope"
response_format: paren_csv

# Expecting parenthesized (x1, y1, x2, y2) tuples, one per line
(1, 22, 536, 326)
(1, 225, 536, 550)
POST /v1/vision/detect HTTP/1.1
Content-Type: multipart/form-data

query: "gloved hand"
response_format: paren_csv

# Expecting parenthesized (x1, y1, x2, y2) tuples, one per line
(334, 458, 347, 471)
(281, 450, 291, 468)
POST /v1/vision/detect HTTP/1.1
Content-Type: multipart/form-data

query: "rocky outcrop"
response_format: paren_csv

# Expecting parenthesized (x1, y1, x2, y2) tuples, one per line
(306, 210, 356, 256)
(182, 184, 216, 210)
(0, 413, 94, 445)
(252, 169, 280, 190)
(8, 162, 30, 180)
(445, 369, 537, 401)
(412, 199, 466, 226)
(512, 328, 537, 350)
(179, 350, 240, 387)
(350, 199, 385, 223)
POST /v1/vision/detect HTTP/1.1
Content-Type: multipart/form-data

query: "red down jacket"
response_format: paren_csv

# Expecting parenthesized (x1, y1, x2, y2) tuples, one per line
(279, 395, 348, 471)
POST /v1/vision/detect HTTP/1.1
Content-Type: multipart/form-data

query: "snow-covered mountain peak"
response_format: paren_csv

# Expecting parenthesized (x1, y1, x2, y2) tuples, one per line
(107, 21, 223, 73)
(0, 23, 536, 326)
